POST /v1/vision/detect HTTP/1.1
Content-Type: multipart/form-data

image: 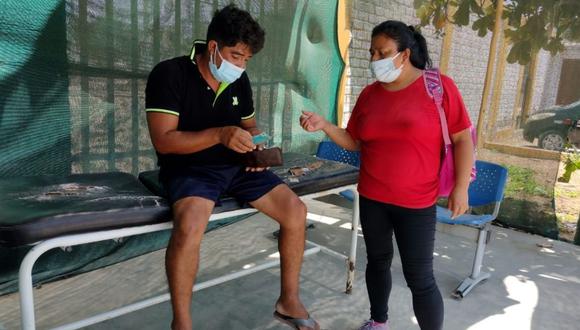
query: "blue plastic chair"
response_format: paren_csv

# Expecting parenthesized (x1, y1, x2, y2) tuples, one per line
(316, 140, 360, 167)
(436, 160, 508, 299)
(316, 142, 509, 298)
(315, 140, 360, 293)
(316, 140, 360, 201)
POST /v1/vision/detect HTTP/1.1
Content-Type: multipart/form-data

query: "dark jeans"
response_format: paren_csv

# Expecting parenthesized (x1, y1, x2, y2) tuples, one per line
(359, 196, 443, 330)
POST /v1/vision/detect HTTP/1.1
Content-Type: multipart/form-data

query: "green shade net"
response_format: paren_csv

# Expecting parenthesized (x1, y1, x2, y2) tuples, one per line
(0, 0, 344, 295)
(0, 1, 70, 177)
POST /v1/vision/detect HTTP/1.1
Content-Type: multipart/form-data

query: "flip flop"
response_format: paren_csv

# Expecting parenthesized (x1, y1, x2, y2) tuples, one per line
(273, 310, 320, 330)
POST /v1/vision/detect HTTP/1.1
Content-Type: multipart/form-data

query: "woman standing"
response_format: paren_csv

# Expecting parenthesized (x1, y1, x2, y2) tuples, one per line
(300, 21, 474, 330)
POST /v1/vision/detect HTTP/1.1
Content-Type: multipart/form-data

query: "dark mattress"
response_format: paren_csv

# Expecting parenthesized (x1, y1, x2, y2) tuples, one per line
(0, 153, 358, 247)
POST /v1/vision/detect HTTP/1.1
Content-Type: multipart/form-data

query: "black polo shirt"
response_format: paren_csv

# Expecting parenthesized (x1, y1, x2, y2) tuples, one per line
(145, 40, 255, 168)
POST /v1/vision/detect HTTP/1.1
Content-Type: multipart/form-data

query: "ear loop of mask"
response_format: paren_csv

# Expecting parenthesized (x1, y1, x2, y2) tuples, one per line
(211, 43, 220, 68)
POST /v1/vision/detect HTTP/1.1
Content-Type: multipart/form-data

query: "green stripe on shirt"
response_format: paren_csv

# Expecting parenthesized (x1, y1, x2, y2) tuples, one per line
(145, 108, 180, 116)
(241, 111, 255, 120)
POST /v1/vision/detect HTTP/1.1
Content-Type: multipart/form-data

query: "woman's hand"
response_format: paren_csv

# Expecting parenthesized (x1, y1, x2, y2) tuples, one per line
(448, 128, 474, 219)
(300, 111, 328, 132)
(448, 187, 469, 219)
(299, 110, 359, 151)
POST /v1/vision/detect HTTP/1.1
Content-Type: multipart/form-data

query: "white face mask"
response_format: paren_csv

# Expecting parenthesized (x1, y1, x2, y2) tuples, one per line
(370, 52, 404, 83)
(209, 44, 245, 83)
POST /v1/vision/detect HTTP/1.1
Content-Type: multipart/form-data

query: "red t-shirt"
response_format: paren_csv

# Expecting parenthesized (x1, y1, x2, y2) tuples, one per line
(346, 74, 472, 208)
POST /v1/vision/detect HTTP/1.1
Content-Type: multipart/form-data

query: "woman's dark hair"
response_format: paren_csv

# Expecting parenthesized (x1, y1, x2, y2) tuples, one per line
(371, 20, 432, 70)
(207, 4, 265, 54)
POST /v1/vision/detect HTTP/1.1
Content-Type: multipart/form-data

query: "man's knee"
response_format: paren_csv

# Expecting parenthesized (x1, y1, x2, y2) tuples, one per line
(274, 194, 307, 230)
(286, 195, 307, 221)
(292, 197, 307, 218)
(171, 197, 213, 242)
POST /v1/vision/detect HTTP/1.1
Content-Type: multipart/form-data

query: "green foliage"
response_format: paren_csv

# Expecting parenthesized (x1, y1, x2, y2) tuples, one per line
(414, 0, 449, 29)
(414, 0, 580, 65)
(503, 164, 552, 198)
(454, 0, 471, 26)
(558, 151, 580, 183)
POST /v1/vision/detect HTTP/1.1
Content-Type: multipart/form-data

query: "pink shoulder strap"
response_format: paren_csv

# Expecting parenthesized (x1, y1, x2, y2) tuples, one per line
(423, 68, 451, 146)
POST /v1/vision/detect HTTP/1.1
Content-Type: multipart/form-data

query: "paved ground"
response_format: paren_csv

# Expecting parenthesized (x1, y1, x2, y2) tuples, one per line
(1, 196, 579, 330)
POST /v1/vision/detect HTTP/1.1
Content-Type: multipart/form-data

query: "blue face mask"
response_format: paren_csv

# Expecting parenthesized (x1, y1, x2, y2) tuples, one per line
(209, 44, 245, 84)
(370, 52, 404, 83)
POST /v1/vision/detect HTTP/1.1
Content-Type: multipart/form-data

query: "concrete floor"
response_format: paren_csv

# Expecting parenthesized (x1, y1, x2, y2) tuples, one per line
(1, 196, 579, 330)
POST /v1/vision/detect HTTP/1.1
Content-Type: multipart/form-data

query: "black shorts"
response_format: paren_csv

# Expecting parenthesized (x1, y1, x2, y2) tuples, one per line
(159, 165, 284, 205)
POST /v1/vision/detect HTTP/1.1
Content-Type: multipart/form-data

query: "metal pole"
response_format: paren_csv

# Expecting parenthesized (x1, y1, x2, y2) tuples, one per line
(53, 246, 321, 330)
(346, 189, 359, 294)
(19, 209, 257, 330)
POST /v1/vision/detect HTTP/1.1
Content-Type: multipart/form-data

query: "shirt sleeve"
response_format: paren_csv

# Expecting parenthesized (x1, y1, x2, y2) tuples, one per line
(441, 75, 472, 134)
(346, 84, 372, 141)
(239, 73, 255, 120)
(145, 60, 182, 117)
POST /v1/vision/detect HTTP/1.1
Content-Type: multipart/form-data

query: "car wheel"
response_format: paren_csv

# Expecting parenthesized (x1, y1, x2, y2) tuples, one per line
(539, 130, 566, 150)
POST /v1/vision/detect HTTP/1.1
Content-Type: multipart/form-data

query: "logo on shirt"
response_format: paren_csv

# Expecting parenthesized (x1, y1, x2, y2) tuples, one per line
(232, 96, 239, 106)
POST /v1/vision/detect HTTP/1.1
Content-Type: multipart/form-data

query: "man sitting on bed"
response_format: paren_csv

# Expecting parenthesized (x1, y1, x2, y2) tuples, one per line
(145, 4, 319, 330)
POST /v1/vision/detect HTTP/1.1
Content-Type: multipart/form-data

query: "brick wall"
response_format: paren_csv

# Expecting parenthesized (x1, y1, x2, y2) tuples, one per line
(343, 0, 442, 125)
(531, 50, 551, 114)
(497, 46, 521, 129)
(343, 1, 556, 134)
(445, 21, 493, 124)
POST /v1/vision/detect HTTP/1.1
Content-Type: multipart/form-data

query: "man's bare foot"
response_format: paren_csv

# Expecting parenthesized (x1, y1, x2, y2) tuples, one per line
(274, 300, 320, 330)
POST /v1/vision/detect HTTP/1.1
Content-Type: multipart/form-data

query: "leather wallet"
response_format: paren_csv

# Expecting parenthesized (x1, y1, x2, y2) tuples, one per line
(243, 147, 283, 167)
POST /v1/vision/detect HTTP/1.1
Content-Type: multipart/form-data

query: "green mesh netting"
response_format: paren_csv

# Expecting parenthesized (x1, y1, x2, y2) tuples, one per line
(0, 0, 343, 177)
(0, 1, 70, 177)
(0, 0, 343, 295)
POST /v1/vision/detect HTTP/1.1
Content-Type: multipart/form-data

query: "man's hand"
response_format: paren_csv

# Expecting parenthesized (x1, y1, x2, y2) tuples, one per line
(447, 186, 469, 219)
(300, 111, 328, 132)
(219, 126, 255, 153)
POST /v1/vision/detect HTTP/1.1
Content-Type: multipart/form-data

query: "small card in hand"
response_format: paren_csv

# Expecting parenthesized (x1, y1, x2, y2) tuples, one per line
(243, 147, 283, 168)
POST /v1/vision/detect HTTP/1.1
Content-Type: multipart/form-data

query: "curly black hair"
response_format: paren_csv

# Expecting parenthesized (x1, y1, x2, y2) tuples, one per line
(206, 4, 265, 55)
